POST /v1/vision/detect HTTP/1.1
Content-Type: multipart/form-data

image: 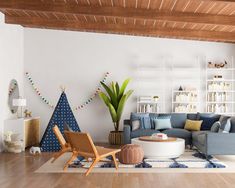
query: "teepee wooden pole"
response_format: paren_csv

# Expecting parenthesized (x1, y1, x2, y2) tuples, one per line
(60, 85, 66, 92)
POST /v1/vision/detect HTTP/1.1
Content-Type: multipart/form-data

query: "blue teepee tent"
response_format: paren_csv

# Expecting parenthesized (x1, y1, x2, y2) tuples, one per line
(40, 92, 80, 152)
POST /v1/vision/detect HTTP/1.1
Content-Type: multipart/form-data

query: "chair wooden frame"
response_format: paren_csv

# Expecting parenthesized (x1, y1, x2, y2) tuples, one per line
(51, 125, 71, 163)
(64, 131, 121, 176)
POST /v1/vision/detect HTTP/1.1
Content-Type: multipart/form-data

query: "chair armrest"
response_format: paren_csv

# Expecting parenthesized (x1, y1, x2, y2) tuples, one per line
(206, 132, 235, 155)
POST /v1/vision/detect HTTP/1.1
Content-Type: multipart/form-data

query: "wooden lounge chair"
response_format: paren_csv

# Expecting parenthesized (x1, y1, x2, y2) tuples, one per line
(51, 125, 71, 163)
(64, 131, 121, 176)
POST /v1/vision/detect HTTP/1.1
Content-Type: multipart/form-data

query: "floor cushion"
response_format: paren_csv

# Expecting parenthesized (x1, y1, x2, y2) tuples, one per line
(118, 144, 144, 164)
(162, 128, 192, 145)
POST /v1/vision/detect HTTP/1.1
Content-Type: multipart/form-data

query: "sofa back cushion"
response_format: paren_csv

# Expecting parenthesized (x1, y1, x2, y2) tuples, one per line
(187, 113, 199, 120)
(164, 113, 187, 129)
(150, 113, 187, 129)
(228, 117, 235, 133)
(219, 115, 230, 124)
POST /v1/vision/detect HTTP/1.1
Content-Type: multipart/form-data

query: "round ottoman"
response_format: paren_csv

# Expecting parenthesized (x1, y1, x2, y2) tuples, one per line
(119, 144, 144, 164)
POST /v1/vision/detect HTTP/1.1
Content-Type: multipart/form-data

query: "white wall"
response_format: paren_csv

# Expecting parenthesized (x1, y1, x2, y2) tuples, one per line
(24, 28, 235, 143)
(0, 13, 24, 151)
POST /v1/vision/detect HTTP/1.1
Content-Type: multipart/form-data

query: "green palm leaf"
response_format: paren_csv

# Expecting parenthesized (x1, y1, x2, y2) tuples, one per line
(115, 82, 120, 97)
(99, 92, 110, 107)
(119, 78, 131, 98)
(100, 82, 118, 108)
(116, 94, 127, 120)
(108, 103, 117, 122)
(111, 82, 117, 97)
(125, 89, 134, 100)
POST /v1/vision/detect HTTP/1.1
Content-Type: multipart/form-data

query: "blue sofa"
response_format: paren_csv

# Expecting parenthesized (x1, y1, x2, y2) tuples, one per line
(123, 113, 235, 156)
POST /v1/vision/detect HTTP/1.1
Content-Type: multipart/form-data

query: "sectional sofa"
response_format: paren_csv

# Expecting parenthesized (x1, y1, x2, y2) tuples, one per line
(123, 113, 235, 156)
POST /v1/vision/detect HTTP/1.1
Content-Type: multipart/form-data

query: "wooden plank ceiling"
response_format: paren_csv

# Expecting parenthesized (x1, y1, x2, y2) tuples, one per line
(0, 0, 235, 43)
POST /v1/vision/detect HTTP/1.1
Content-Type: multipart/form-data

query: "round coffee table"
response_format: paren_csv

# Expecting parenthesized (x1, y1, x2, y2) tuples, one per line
(131, 137, 185, 159)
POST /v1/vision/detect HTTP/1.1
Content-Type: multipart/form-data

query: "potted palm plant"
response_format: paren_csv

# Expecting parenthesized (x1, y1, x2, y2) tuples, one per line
(99, 78, 133, 145)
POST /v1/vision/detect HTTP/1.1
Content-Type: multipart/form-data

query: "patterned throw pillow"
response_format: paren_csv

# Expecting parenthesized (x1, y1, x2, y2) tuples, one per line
(184, 119, 203, 131)
(219, 118, 231, 133)
(210, 121, 221, 132)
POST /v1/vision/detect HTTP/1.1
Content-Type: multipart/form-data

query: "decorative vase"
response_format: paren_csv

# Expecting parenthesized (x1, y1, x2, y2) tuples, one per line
(108, 131, 123, 145)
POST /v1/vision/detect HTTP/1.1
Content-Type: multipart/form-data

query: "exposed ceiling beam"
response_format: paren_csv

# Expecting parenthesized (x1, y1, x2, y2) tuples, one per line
(5, 15, 235, 43)
(0, 1, 235, 26)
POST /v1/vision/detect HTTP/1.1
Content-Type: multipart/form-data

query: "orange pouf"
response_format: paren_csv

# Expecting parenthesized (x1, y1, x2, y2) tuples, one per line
(119, 144, 144, 164)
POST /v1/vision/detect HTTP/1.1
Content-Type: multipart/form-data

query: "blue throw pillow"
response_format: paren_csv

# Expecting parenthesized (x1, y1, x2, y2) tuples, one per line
(154, 118, 172, 130)
(149, 113, 159, 129)
(199, 113, 220, 130)
(154, 116, 172, 130)
(130, 113, 151, 129)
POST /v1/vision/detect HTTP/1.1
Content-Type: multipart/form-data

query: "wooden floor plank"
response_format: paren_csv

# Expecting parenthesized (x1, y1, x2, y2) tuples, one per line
(0, 152, 235, 188)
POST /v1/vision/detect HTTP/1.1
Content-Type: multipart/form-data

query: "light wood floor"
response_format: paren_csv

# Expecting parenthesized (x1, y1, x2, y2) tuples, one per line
(1, 152, 235, 188)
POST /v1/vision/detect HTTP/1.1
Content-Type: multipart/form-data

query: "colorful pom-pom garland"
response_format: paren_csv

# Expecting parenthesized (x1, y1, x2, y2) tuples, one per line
(74, 72, 109, 110)
(25, 72, 110, 110)
(26, 72, 54, 108)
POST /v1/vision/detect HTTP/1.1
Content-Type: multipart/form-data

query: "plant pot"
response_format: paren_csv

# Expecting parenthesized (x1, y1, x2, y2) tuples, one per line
(108, 131, 123, 145)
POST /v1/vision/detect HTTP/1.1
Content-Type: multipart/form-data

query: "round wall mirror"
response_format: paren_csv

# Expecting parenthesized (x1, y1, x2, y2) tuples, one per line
(8, 79, 20, 114)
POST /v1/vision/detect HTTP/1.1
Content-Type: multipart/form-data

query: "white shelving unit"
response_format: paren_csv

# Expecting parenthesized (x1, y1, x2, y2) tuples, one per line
(172, 90, 199, 113)
(206, 57, 235, 115)
(134, 56, 234, 115)
(137, 97, 161, 113)
(171, 57, 202, 113)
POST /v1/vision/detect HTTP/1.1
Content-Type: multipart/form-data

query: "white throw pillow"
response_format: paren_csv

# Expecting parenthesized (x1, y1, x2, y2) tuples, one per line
(132, 120, 141, 131)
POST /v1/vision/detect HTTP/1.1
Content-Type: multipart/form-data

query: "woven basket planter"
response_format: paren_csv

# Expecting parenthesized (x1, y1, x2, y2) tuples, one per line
(108, 131, 123, 145)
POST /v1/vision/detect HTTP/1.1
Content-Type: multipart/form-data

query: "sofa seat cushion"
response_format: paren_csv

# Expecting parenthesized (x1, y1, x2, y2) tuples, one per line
(162, 128, 192, 145)
(131, 129, 160, 138)
(192, 131, 210, 146)
(162, 128, 191, 138)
